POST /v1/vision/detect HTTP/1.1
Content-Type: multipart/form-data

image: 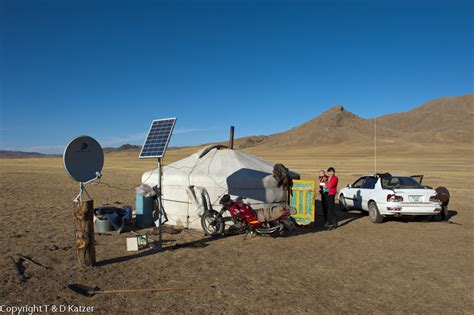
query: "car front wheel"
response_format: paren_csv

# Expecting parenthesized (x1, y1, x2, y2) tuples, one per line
(368, 201, 384, 223)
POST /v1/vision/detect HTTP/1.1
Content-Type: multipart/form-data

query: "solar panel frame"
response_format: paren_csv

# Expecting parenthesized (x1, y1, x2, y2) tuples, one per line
(139, 117, 177, 159)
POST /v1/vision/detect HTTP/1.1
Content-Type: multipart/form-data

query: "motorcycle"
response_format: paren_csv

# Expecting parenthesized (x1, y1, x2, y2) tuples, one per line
(201, 194, 295, 237)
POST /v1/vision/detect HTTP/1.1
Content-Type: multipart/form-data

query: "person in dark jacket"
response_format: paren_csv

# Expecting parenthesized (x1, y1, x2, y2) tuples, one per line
(325, 167, 339, 230)
(318, 170, 329, 225)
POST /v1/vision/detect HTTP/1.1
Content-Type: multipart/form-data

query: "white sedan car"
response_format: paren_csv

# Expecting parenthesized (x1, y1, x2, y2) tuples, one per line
(339, 173, 442, 223)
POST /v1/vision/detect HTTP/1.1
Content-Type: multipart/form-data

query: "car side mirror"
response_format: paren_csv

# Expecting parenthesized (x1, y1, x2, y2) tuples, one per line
(346, 184, 351, 188)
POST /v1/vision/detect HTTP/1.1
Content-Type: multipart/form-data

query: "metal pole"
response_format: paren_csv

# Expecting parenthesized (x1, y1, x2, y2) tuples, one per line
(79, 182, 84, 202)
(374, 117, 377, 174)
(157, 158, 163, 249)
(229, 126, 235, 149)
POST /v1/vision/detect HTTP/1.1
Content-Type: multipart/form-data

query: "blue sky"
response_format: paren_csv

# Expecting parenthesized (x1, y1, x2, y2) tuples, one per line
(1, 0, 473, 153)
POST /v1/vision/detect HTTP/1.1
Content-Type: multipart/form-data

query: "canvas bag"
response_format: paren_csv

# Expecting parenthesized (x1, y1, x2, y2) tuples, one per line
(254, 205, 290, 222)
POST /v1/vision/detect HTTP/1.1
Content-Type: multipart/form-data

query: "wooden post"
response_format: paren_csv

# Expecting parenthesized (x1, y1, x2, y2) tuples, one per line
(229, 126, 235, 149)
(74, 200, 96, 267)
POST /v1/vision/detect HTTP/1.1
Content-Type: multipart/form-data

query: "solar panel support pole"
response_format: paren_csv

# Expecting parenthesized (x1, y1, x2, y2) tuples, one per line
(229, 126, 235, 149)
(139, 117, 176, 250)
(156, 158, 163, 250)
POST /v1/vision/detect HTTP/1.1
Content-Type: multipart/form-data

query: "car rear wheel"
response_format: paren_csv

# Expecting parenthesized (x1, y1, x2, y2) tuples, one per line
(368, 201, 384, 223)
(339, 194, 348, 212)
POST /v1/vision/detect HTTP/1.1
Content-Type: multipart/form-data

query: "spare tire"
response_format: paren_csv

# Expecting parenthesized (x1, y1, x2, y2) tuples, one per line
(435, 187, 450, 206)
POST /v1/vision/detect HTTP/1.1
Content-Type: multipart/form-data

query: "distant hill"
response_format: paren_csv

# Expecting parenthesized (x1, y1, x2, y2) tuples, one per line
(0, 144, 143, 159)
(375, 94, 474, 143)
(232, 94, 474, 148)
(259, 105, 395, 146)
(0, 143, 176, 159)
(103, 144, 142, 153)
(0, 150, 55, 159)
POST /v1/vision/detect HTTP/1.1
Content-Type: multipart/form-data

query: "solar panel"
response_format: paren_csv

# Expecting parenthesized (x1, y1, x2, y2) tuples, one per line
(139, 118, 176, 158)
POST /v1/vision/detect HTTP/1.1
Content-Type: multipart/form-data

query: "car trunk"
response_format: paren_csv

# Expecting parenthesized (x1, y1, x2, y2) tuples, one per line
(393, 189, 433, 203)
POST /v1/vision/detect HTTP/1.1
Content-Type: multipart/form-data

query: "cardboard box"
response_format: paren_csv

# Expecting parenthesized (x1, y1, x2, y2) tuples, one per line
(126, 235, 148, 251)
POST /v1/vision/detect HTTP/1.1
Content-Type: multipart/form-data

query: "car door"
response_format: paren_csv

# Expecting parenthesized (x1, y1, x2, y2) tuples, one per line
(358, 176, 377, 210)
(344, 177, 366, 208)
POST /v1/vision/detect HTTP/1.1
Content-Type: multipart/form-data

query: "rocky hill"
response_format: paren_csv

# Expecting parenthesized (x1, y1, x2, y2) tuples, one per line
(103, 144, 142, 153)
(374, 94, 474, 143)
(233, 94, 473, 148)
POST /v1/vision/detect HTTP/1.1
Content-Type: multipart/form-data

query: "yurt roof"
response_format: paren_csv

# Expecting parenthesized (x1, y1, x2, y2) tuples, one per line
(142, 146, 298, 188)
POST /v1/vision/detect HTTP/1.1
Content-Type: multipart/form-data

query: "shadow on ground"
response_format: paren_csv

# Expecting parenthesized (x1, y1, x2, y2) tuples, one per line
(96, 233, 229, 267)
(98, 200, 366, 267)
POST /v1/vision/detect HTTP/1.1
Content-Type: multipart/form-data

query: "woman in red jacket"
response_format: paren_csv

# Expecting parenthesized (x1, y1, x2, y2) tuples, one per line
(325, 167, 339, 230)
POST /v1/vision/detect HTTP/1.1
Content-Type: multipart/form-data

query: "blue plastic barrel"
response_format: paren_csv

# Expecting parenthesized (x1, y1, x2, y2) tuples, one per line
(135, 194, 154, 228)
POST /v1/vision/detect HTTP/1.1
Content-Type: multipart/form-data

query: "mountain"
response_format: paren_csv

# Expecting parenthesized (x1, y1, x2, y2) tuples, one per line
(232, 94, 474, 148)
(375, 94, 474, 143)
(260, 105, 393, 146)
(0, 144, 164, 158)
(103, 144, 142, 153)
(0, 150, 54, 159)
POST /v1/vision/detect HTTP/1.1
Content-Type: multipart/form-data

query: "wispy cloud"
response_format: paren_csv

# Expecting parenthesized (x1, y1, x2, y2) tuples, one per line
(102, 128, 214, 145)
(1, 127, 218, 154)
(173, 127, 214, 134)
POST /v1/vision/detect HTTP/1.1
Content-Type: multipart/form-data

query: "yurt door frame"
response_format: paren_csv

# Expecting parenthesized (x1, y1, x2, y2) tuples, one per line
(290, 180, 316, 225)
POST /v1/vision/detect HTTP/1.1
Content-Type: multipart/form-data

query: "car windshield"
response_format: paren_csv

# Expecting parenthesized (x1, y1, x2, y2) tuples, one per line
(381, 176, 425, 189)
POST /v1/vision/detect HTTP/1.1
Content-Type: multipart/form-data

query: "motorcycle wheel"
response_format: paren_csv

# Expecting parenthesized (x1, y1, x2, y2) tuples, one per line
(201, 210, 225, 237)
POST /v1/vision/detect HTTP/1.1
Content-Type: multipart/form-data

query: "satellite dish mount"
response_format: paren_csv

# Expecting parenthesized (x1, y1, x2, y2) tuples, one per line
(63, 135, 104, 267)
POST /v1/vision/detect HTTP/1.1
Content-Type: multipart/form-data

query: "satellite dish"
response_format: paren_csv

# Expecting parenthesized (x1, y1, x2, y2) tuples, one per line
(63, 136, 104, 182)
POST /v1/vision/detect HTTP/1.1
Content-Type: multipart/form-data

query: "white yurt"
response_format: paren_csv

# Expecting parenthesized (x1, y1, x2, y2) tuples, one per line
(141, 145, 299, 230)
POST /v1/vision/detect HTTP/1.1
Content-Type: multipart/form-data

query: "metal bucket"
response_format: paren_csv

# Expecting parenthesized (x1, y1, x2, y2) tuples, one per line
(94, 218, 112, 234)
